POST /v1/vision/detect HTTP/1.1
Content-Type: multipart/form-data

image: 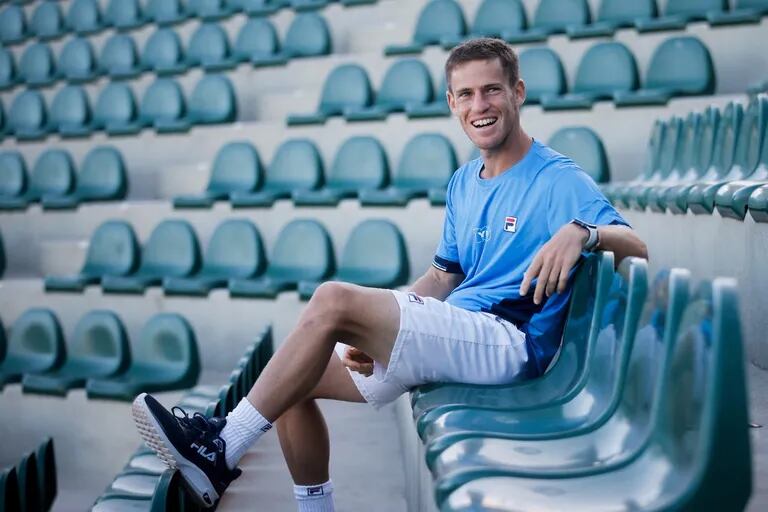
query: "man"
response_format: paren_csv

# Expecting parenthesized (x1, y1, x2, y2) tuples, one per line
(132, 38, 648, 510)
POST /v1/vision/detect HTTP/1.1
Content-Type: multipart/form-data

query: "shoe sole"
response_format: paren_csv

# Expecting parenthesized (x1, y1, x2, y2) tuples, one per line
(132, 393, 220, 508)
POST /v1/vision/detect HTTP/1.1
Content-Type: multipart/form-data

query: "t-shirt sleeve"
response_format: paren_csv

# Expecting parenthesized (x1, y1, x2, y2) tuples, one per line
(546, 165, 629, 236)
(433, 173, 463, 274)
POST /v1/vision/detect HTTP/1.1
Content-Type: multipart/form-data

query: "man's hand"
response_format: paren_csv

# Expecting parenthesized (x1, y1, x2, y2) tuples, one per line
(520, 223, 587, 305)
(342, 346, 374, 377)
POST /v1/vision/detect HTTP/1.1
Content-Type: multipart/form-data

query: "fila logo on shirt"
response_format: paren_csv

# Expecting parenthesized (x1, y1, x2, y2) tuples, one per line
(504, 216, 518, 233)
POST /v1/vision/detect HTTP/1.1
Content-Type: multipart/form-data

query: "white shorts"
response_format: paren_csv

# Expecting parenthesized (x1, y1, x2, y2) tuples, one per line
(333, 290, 530, 409)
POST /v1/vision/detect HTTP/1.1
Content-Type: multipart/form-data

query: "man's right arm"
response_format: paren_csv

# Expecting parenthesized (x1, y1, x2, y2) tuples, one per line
(409, 265, 464, 301)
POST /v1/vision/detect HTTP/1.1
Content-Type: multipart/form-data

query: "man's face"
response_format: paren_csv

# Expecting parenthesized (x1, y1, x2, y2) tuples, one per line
(447, 58, 526, 151)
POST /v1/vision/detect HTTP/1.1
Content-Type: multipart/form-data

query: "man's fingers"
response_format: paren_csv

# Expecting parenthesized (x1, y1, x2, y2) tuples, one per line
(545, 262, 561, 297)
(533, 258, 553, 305)
(520, 252, 544, 296)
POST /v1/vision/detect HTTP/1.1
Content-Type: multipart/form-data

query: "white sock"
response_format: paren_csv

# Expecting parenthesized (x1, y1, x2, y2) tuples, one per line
(294, 480, 335, 512)
(219, 398, 272, 470)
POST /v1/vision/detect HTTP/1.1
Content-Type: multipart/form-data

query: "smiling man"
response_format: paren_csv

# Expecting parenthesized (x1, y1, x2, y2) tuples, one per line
(131, 38, 647, 510)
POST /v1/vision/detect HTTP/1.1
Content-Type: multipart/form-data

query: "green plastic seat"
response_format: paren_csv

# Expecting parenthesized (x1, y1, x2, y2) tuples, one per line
(99, 34, 142, 79)
(191, 0, 235, 20)
(0, 5, 27, 45)
(164, 219, 266, 296)
(86, 313, 200, 400)
(58, 37, 98, 82)
(440, 278, 751, 512)
(186, 23, 237, 71)
(505, 0, 590, 44)
(0, 467, 20, 512)
(281, 12, 331, 59)
(101, 220, 201, 294)
(66, 0, 103, 35)
(141, 28, 187, 75)
(20, 42, 56, 87)
(0, 308, 64, 388)
(0, 151, 27, 201)
(614, 36, 715, 107)
(747, 182, 768, 221)
(290, 0, 333, 10)
(542, 42, 638, 111)
(636, 0, 726, 32)
(359, 133, 456, 206)
(441, 0, 527, 48)
(16, 451, 40, 512)
(548, 127, 609, 183)
(43, 146, 127, 209)
(146, 0, 189, 26)
(8, 89, 48, 140)
(708, 0, 768, 25)
(238, 0, 288, 16)
(93, 83, 143, 135)
(45, 220, 139, 292)
(293, 136, 388, 205)
(93, 470, 184, 511)
(174, 141, 263, 208)
(105, 0, 147, 31)
(0, 47, 18, 90)
(30, 1, 64, 41)
(0, 149, 74, 210)
(287, 64, 373, 125)
(297, 219, 409, 299)
(567, 0, 657, 38)
(229, 219, 333, 298)
(345, 59, 433, 122)
(188, 74, 236, 125)
(233, 18, 286, 67)
(518, 48, 565, 105)
(230, 139, 323, 207)
(22, 311, 130, 396)
(35, 438, 56, 511)
(406, 76, 450, 119)
(410, 252, 614, 430)
(48, 85, 93, 138)
(139, 78, 190, 133)
(384, 0, 466, 55)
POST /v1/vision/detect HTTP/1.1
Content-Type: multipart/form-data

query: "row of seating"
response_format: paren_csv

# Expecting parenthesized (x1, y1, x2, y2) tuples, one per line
(45, 217, 410, 298)
(410, 252, 752, 510)
(0, 437, 56, 512)
(0, 307, 200, 401)
(92, 327, 273, 511)
(386, 0, 768, 55)
(290, 36, 715, 128)
(2, 74, 236, 140)
(605, 94, 768, 221)
(0, 146, 127, 210)
(0, 13, 332, 90)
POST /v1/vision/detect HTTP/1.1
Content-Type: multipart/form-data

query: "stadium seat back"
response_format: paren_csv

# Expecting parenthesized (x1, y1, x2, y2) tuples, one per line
(574, 42, 638, 95)
(0, 468, 21, 512)
(318, 64, 372, 115)
(0, 151, 27, 197)
(106, 0, 145, 29)
(691, 106, 721, 177)
(657, 116, 685, 179)
(134, 313, 199, 384)
(59, 37, 97, 80)
(234, 18, 280, 58)
(708, 102, 744, 178)
(4, 308, 65, 375)
(189, 74, 236, 124)
(20, 43, 55, 85)
(532, 0, 590, 31)
(597, 0, 657, 24)
(519, 48, 565, 103)
(140, 78, 186, 125)
(141, 28, 185, 71)
(140, 220, 200, 277)
(284, 12, 331, 57)
(35, 438, 57, 512)
(664, 0, 726, 17)
(268, 219, 334, 281)
(66, 0, 102, 34)
(395, 133, 457, 189)
(208, 141, 263, 194)
(645, 37, 715, 96)
(203, 219, 265, 277)
(0, 5, 27, 44)
(673, 112, 703, 177)
(377, 59, 433, 109)
(99, 34, 140, 77)
(30, 1, 64, 40)
(187, 23, 232, 66)
(191, 0, 231, 18)
(548, 126, 609, 183)
(81, 220, 140, 277)
(17, 452, 40, 512)
(29, 149, 75, 198)
(94, 82, 139, 128)
(146, 0, 188, 25)
(265, 139, 323, 191)
(68, 310, 130, 376)
(77, 146, 128, 200)
(0, 47, 16, 89)
(9, 90, 46, 135)
(472, 0, 527, 37)
(412, 0, 466, 45)
(49, 85, 91, 131)
(337, 220, 409, 287)
(736, 95, 768, 176)
(328, 136, 388, 190)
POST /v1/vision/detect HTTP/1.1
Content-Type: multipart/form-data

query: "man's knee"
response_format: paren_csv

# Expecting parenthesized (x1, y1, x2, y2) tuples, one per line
(300, 281, 359, 336)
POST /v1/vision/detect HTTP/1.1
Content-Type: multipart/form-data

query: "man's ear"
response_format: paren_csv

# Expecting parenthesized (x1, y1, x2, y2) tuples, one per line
(446, 88, 457, 114)
(515, 79, 527, 108)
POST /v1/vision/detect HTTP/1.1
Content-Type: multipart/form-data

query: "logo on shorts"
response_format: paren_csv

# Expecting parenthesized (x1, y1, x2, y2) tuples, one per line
(408, 292, 424, 304)
(504, 216, 518, 233)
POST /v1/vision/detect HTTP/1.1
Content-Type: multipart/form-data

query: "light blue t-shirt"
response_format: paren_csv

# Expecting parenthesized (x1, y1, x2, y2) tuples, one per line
(433, 140, 628, 377)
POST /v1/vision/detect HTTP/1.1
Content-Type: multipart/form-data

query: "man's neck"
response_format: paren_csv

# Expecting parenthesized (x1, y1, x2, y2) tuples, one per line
(479, 128, 533, 179)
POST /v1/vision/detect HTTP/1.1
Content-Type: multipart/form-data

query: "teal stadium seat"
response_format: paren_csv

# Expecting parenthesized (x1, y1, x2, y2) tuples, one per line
(345, 59, 432, 121)
(93, 469, 185, 510)
(0, 5, 27, 44)
(43, 146, 128, 209)
(231, 139, 323, 207)
(384, 0, 466, 55)
(48, 85, 92, 137)
(0, 151, 27, 201)
(0, 231, 4, 278)
(280, 12, 332, 59)
(717, 96, 768, 219)
(30, 1, 64, 40)
(567, 0, 658, 38)
(440, 278, 751, 512)
(86, 313, 200, 400)
(141, 28, 188, 75)
(636, 0, 726, 32)
(0, 308, 65, 389)
(105, 0, 147, 31)
(188, 74, 236, 125)
(36, 438, 57, 511)
(542, 42, 638, 110)
(99, 34, 142, 79)
(191, 0, 236, 19)
(359, 133, 456, 206)
(0, 149, 74, 209)
(0, 47, 17, 90)
(614, 36, 715, 107)
(186, 23, 237, 71)
(66, 0, 103, 35)
(146, 0, 189, 25)
(442, 0, 527, 48)
(8, 89, 47, 140)
(93, 82, 143, 135)
(174, 141, 263, 208)
(410, 253, 614, 429)
(291, 0, 336, 11)
(406, 76, 450, 119)
(20, 42, 56, 87)
(23, 311, 130, 396)
(518, 47, 565, 105)
(709, 0, 768, 25)
(293, 136, 388, 205)
(0, 467, 20, 511)
(548, 127, 609, 183)
(233, 18, 286, 67)
(230, 220, 333, 298)
(237, 0, 288, 16)
(164, 219, 266, 296)
(58, 37, 98, 82)
(45, 220, 139, 291)
(287, 64, 373, 125)
(101, 220, 201, 294)
(16, 451, 40, 512)
(298, 219, 409, 299)
(747, 182, 768, 221)
(139, 78, 190, 133)
(505, 0, 590, 44)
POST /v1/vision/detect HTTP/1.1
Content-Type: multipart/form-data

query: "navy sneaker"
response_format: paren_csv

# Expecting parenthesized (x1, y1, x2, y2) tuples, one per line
(132, 393, 241, 508)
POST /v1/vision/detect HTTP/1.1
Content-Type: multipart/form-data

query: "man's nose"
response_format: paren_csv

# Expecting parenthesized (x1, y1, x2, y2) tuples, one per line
(471, 92, 490, 112)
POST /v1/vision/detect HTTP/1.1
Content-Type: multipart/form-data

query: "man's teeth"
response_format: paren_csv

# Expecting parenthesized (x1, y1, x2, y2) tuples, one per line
(472, 118, 497, 127)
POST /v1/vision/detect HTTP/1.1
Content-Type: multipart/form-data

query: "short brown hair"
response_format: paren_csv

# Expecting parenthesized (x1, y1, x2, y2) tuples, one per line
(445, 38, 520, 91)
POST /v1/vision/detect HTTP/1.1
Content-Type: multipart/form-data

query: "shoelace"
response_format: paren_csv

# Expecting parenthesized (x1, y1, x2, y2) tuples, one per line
(171, 406, 227, 453)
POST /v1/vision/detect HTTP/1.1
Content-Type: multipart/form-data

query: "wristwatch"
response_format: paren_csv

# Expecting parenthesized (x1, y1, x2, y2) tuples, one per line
(570, 219, 600, 252)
